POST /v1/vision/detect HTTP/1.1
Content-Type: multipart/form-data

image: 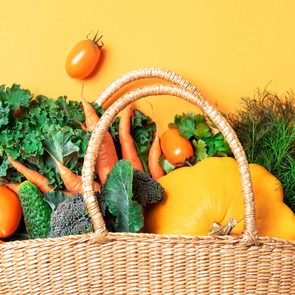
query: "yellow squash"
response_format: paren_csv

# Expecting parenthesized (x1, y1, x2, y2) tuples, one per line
(144, 157, 295, 240)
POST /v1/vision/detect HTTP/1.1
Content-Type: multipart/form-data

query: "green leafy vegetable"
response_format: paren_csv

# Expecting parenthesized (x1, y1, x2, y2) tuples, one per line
(0, 101, 10, 128)
(194, 122, 211, 139)
(0, 90, 91, 189)
(192, 139, 208, 161)
(170, 113, 207, 139)
(131, 110, 156, 172)
(204, 133, 231, 157)
(43, 127, 80, 168)
(159, 156, 176, 174)
(102, 160, 143, 233)
(229, 89, 295, 212)
(44, 190, 69, 211)
(0, 156, 9, 177)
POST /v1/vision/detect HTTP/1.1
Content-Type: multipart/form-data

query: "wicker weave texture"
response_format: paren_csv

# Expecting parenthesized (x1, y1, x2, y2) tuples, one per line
(1, 68, 294, 294)
(1, 234, 295, 295)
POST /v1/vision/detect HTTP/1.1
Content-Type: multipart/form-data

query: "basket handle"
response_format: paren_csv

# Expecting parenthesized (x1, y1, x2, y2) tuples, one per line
(82, 73, 259, 246)
(95, 68, 198, 107)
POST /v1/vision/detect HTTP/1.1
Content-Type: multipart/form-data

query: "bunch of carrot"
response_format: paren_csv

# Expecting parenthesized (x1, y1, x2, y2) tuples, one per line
(5, 98, 164, 196)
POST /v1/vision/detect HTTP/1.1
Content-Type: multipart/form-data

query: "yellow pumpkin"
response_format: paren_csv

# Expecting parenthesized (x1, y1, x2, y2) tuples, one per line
(144, 157, 295, 240)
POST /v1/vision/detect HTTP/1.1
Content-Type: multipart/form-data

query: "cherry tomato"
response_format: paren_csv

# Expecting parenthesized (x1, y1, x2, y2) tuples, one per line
(65, 32, 104, 79)
(160, 128, 194, 166)
(0, 186, 22, 238)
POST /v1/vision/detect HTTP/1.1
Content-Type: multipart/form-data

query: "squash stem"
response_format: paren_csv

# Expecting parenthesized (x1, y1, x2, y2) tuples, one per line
(208, 218, 237, 236)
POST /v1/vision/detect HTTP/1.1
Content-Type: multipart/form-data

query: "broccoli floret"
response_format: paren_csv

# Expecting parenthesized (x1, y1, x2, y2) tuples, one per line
(19, 181, 52, 239)
(49, 194, 93, 238)
(132, 169, 165, 206)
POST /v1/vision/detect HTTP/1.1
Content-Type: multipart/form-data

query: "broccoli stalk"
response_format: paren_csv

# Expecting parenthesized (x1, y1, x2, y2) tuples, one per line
(19, 181, 52, 239)
(49, 194, 93, 238)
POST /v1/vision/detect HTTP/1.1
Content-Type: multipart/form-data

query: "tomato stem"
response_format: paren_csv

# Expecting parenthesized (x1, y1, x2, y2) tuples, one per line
(86, 30, 93, 40)
(184, 159, 193, 167)
(94, 35, 104, 48)
(86, 30, 104, 49)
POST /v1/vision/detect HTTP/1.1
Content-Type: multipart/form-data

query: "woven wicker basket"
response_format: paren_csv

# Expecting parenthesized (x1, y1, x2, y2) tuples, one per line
(1, 68, 295, 294)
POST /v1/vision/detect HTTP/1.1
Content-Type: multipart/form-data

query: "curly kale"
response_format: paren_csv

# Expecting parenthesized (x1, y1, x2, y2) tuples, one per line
(49, 194, 93, 238)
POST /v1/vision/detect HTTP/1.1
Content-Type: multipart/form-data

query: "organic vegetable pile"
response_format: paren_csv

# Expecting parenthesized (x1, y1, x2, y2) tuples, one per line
(0, 84, 294, 242)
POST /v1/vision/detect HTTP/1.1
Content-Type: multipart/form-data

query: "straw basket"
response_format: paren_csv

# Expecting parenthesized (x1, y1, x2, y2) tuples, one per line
(1, 68, 295, 294)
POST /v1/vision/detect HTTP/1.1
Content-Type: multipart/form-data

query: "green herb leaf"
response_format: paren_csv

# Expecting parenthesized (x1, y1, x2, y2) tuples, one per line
(103, 160, 143, 232)
(205, 133, 231, 157)
(192, 139, 208, 161)
(172, 112, 212, 140)
(159, 156, 176, 174)
(194, 122, 211, 139)
(173, 113, 196, 138)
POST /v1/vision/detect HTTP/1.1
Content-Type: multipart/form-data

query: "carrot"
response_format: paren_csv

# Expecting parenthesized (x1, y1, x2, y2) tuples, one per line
(119, 104, 144, 171)
(7, 155, 54, 193)
(81, 97, 118, 184)
(148, 130, 165, 179)
(72, 118, 88, 131)
(47, 151, 100, 194)
(6, 183, 20, 195)
(96, 131, 119, 184)
(81, 98, 99, 131)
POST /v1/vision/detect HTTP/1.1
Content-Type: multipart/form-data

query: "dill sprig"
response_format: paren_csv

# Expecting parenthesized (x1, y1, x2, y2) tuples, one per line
(228, 89, 295, 212)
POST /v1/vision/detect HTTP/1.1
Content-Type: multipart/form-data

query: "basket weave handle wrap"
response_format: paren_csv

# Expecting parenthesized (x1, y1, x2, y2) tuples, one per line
(82, 84, 259, 245)
(95, 68, 198, 107)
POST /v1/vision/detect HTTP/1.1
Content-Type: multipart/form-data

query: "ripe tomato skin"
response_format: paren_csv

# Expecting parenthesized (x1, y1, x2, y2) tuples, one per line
(65, 39, 101, 79)
(160, 128, 194, 166)
(0, 186, 22, 238)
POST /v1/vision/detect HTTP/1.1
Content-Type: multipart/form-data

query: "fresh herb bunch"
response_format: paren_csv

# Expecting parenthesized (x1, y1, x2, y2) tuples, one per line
(228, 90, 295, 212)
(170, 112, 232, 162)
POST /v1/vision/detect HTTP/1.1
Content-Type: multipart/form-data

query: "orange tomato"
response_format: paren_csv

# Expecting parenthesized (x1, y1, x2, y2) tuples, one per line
(160, 128, 194, 166)
(65, 33, 103, 79)
(0, 186, 22, 238)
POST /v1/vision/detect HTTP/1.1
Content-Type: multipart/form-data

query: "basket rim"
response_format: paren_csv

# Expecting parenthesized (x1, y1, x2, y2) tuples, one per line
(2, 232, 295, 250)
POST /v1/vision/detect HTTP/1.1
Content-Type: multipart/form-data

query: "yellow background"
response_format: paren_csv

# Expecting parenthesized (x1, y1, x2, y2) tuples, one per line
(1, 0, 295, 133)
